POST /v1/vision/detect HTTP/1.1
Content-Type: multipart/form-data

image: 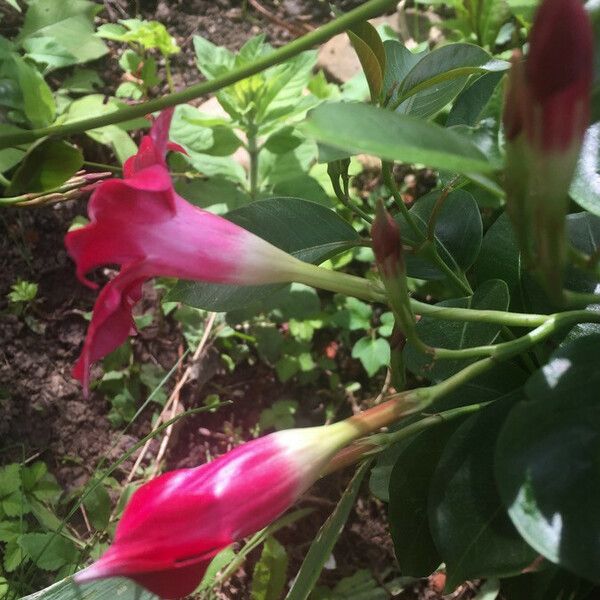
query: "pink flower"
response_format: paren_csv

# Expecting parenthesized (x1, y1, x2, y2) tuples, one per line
(74, 423, 357, 598)
(504, 0, 593, 153)
(66, 110, 303, 394)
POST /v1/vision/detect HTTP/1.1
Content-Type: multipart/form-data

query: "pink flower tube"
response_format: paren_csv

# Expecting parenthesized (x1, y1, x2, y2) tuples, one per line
(74, 423, 358, 598)
(66, 111, 305, 394)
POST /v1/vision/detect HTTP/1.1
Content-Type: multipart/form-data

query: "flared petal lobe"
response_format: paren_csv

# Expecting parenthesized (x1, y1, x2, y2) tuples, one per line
(74, 425, 356, 598)
(66, 110, 302, 393)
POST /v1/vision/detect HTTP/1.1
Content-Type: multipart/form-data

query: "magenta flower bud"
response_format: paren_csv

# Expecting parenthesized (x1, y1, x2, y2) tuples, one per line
(502, 0, 594, 301)
(524, 0, 593, 152)
(74, 423, 357, 598)
(371, 200, 403, 278)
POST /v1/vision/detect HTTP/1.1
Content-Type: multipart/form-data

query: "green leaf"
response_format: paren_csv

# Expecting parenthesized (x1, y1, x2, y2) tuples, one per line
(285, 461, 372, 600)
(168, 197, 360, 312)
(500, 567, 596, 600)
(196, 546, 236, 593)
(19, 532, 77, 571)
(169, 104, 241, 157)
(351, 336, 390, 376)
(6, 138, 82, 196)
(476, 0, 512, 47)
(10, 54, 55, 127)
(397, 189, 483, 279)
(347, 21, 386, 102)
(21, 575, 157, 599)
(496, 335, 600, 583)
(404, 280, 509, 381)
(4, 539, 25, 572)
(302, 102, 495, 174)
(251, 536, 289, 600)
(570, 122, 600, 216)
(264, 126, 303, 154)
(61, 67, 102, 93)
(19, 0, 107, 69)
(429, 392, 536, 589)
(64, 95, 138, 164)
(446, 71, 504, 127)
(381, 41, 424, 107)
(175, 176, 250, 215)
(393, 43, 506, 119)
(0, 464, 21, 497)
(82, 479, 111, 531)
(388, 421, 459, 577)
(369, 361, 528, 502)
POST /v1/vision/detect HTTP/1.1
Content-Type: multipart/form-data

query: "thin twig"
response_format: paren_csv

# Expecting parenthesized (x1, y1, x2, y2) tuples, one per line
(126, 312, 217, 482)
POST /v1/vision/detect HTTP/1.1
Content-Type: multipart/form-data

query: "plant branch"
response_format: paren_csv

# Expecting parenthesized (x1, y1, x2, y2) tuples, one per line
(0, 0, 397, 149)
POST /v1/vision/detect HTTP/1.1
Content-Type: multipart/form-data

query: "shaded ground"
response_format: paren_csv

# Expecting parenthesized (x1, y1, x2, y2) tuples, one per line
(1, 1, 482, 598)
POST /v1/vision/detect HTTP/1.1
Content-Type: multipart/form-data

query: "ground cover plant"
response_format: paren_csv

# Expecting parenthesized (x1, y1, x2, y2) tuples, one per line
(1, 0, 600, 599)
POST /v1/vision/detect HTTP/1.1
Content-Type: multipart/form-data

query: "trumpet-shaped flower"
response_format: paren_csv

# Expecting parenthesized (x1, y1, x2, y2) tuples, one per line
(66, 110, 306, 393)
(74, 422, 358, 598)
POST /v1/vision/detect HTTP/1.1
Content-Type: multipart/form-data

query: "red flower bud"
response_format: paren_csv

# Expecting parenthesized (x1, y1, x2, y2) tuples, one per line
(371, 200, 403, 278)
(504, 0, 593, 152)
(74, 424, 356, 598)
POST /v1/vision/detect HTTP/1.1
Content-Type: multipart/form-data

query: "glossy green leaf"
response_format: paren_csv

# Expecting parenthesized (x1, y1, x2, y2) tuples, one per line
(429, 393, 536, 589)
(381, 41, 425, 107)
(302, 102, 495, 174)
(285, 460, 371, 600)
(496, 335, 600, 583)
(405, 279, 509, 381)
(500, 567, 596, 600)
(446, 71, 504, 127)
(589, 1, 600, 122)
(570, 123, 600, 216)
(396, 189, 483, 280)
(388, 421, 460, 577)
(393, 43, 507, 119)
(168, 197, 360, 312)
(369, 360, 527, 502)
(6, 138, 82, 196)
(347, 21, 385, 101)
(251, 537, 289, 600)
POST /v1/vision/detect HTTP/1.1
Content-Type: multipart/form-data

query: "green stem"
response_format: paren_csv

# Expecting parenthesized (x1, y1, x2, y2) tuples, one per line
(563, 289, 600, 308)
(382, 161, 472, 296)
(83, 160, 123, 173)
(294, 262, 387, 303)
(410, 298, 549, 327)
(247, 123, 259, 199)
(382, 161, 421, 238)
(331, 172, 373, 224)
(432, 309, 600, 361)
(0, 0, 397, 149)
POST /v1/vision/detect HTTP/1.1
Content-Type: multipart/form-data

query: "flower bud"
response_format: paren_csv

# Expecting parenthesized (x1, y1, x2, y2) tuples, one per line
(372, 200, 404, 278)
(74, 422, 358, 598)
(502, 0, 594, 302)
